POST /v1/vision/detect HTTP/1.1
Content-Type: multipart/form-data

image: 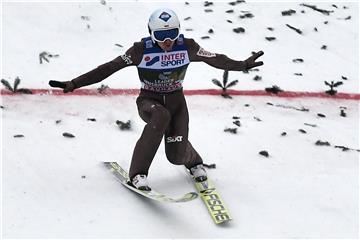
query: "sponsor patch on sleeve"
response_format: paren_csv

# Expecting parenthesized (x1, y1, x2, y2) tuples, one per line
(145, 40, 153, 49)
(120, 54, 133, 65)
(197, 47, 216, 58)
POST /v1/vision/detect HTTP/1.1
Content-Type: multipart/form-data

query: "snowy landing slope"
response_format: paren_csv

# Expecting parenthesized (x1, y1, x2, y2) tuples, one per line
(2, 94, 358, 238)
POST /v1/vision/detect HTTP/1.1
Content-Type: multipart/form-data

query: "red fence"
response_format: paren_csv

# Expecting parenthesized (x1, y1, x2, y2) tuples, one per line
(1, 89, 360, 100)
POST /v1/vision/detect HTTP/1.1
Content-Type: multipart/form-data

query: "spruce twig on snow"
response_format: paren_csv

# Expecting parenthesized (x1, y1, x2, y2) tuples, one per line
(97, 84, 110, 94)
(116, 120, 131, 130)
(224, 127, 237, 134)
(281, 9, 296, 16)
(324, 81, 343, 95)
(265, 85, 283, 94)
(212, 70, 238, 99)
(286, 24, 302, 34)
(233, 27, 245, 33)
(1, 77, 32, 94)
(300, 4, 334, 15)
(39, 51, 60, 64)
(259, 150, 269, 157)
(265, 37, 276, 41)
(63, 132, 75, 138)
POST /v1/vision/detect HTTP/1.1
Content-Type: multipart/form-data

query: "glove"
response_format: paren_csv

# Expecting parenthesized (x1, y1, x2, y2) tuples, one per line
(49, 80, 76, 93)
(244, 51, 264, 70)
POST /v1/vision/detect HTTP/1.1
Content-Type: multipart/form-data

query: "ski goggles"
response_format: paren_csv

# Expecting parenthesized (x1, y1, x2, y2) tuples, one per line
(152, 28, 180, 42)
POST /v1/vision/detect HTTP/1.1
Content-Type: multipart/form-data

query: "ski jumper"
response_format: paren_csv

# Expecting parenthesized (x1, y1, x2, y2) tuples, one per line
(68, 35, 249, 180)
(129, 35, 203, 179)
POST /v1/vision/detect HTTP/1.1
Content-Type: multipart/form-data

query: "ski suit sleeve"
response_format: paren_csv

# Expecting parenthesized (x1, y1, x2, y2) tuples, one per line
(186, 38, 263, 71)
(71, 42, 143, 88)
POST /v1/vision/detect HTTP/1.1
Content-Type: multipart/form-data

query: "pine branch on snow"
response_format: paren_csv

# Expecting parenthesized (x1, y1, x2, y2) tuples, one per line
(211, 70, 238, 99)
(300, 3, 334, 15)
(224, 127, 237, 134)
(97, 84, 110, 94)
(39, 51, 59, 64)
(1, 79, 14, 92)
(1, 77, 32, 94)
(63, 132, 75, 138)
(265, 85, 283, 94)
(286, 24, 302, 34)
(116, 120, 131, 130)
(324, 81, 343, 95)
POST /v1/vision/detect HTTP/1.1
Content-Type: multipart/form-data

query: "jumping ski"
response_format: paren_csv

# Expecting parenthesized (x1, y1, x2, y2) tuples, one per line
(104, 162, 198, 203)
(190, 175, 232, 224)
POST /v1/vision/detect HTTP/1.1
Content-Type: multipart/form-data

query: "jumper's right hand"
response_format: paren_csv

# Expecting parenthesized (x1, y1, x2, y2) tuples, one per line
(49, 80, 76, 93)
(244, 51, 264, 70)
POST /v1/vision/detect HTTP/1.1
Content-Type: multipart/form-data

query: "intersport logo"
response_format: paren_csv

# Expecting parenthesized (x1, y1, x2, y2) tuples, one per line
(144, 52, 187, 67)
(145, 56, 160, 66)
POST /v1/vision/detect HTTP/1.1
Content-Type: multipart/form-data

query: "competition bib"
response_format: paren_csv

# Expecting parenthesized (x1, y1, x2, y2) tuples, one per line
(136, 35, 190, 93)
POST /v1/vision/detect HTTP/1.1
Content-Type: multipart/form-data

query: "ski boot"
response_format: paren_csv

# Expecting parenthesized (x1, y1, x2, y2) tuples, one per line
(130, 174, 151, 191)
(190, 164, 207, 182)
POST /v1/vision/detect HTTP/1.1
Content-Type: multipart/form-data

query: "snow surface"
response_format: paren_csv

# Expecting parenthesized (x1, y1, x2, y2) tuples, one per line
(2, 1, 359, 93)
(1, 0, 359, 239)
(2, 94, 359, 238)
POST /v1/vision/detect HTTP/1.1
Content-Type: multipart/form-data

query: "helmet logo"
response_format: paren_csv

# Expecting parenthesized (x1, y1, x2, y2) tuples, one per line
(159, 11, 171, 22)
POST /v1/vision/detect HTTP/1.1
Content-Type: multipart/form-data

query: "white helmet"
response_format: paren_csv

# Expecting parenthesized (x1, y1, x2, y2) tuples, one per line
(148, 8, 180, 42)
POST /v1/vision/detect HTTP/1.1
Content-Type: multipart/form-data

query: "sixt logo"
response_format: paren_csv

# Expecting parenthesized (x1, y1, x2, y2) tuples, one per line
(159, 12, 171, 22)
(145, 56, 160, 66)
(166, 136, 183, 143)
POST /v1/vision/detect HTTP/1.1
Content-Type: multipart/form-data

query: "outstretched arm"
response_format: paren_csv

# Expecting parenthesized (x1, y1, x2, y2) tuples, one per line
(186, 38, 263, 71)
(49, 42, 143, 93)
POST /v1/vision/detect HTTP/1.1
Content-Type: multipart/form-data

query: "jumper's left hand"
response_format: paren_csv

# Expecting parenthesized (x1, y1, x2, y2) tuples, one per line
(245, 51, 264, 70)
